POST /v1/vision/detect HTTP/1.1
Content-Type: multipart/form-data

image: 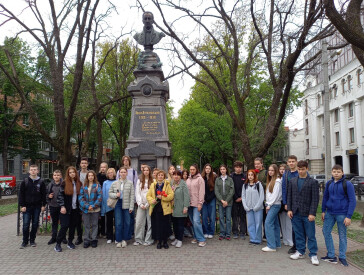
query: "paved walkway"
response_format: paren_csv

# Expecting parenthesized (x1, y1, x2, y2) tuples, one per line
(0, 213, 363, 275)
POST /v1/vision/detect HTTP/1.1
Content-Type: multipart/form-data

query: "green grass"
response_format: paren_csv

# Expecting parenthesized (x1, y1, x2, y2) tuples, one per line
(0, 202, 18, 216)
(347, 250, 364, 269)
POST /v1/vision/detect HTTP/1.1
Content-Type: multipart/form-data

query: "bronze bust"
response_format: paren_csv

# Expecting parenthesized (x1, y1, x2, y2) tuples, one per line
(134, 12, 165, 51)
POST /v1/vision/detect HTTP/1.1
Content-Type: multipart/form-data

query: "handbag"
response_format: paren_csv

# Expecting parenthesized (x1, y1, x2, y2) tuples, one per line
(107, 197, 118, 208)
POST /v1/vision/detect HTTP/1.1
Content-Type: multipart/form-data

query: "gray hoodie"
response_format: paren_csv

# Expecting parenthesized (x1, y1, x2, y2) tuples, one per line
(241, 181, 264, 212)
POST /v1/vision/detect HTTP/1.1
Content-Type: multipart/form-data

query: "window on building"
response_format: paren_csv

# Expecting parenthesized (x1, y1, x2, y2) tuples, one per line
(41, 162, 50, 179)
(23, 114, 29, 126)
(333, 84, 338, 97)
(317, 94, 321, 107)
(335, 132, 340, 146)
(341, 79, 347, 93)
(349, 128, 355, 143)
(22, 160, 30, 174)
(305, 119, 309, 135)
(348, 75, 353, 90)
(358, 69, 363, 85)
(334, 108, 339, 123)
(38, 141, 50, 151)
(348, 102, 354, 118)
(306, 139, 309, 155)
(7, 160, 14, 174)
(304, 99, 308, 115)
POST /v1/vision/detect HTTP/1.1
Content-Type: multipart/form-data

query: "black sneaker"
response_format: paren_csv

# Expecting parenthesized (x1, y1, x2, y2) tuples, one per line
(91, 240, 97, 248)
(48, 238, 56, 245)
(20, 242, 27, 249)
(54, 243, 62, 252)
(321, 256, 337, 264)
(83, 242, 90, 248)
(288, 247, 297, 254)
(62, 239, 67, 244)
(30, 242, 37, 247)
(67, 242, 75, 249)
(75, 238, 83, 245)
(339, 258, 348, 267)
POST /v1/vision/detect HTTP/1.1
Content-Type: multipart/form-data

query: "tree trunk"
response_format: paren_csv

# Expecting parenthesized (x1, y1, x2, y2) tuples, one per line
(95, 114, 103, 170)
(2, 135, 9, 175)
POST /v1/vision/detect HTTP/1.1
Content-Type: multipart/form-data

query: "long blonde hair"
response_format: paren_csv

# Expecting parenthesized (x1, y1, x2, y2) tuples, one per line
(266, 164, 279, 193)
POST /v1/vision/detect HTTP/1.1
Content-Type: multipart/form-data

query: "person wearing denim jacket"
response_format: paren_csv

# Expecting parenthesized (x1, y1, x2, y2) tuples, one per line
(321, 164, 356, 266)
(215, 165, 235, 241)
(78, 170, 102, 248)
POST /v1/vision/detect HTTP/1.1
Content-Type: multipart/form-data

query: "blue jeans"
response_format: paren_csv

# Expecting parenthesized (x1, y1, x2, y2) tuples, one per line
(247, 209, 263, 244)
(188, 206, 205, 242)
(322, 212, 347, 259)
(202, 198, 216, 235)
(218, 205, 232, 237)
(22, 205, 41, 244)
(292, 213, 318, 257)
(114, 199, 131, 242)
(265, 204, 281, 249)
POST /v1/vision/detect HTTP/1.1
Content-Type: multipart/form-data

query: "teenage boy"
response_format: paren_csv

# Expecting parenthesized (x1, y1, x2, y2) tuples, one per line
(97, 162, 108, 237)
(231, 161, 247, 239)
(79, 157, 89, 184)
(282, 155, 299, 254)
(47, 170, 64, 245)
(287, 160, 319, 266)
(321, 164, 356, 266)
(19, 165, 46, 248)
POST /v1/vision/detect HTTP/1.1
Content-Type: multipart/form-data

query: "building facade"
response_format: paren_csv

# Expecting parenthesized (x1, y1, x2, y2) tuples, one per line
(303, 34, 364, 176)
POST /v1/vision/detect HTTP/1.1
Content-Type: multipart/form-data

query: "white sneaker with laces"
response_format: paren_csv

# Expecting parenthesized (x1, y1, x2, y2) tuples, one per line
(208, 235, 213, 239)
(133, 241, 140, 246)
(116, 242, 121, 248)
(171, 239, 178, 246)
(311, 255, 319, 266)
(290, 251, 305, 260)
(175, 240, 182, 248)
(121, 240, 127, 248)
(107, 240, 112, 244)
(262, 246, 276, 252)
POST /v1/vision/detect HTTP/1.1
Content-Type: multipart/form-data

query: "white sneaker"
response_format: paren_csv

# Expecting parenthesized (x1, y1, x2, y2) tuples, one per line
(121, 240, 127, 248)
(290, 251, 305, 260)
(204, 234, 208, 238)
(171, 239, 178, 246)
(198, 241, 206, 247)
(311, 255, 319, 266)
(133, 241, 140, 246)
(169, 235, 175, 241)
(143, 242, 152, 246)
(191, 239, 197, 244)
(207, 235, 213, 239)
(107, 240, 112, 244)
(116, 242, 121, 248)
(175, 240, 182, 248)
(262, 246, 276, 252)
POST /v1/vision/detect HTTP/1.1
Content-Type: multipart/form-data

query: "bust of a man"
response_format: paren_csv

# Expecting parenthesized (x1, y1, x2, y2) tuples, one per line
(134, 11, 165, 51)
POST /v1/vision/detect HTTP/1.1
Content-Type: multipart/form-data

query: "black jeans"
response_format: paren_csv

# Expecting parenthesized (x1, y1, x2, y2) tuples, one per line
(22, 205, 41, 244)
(49, 206, 61, 240)
(57, 212, 70, 245)
(232, 201, 247, 235)
(172, 216, 185, 241)
(99, 215, 105, 236)
(106, 210, 114, 241)
(75, 209, 83, 241)
(68, 209, 82, 243)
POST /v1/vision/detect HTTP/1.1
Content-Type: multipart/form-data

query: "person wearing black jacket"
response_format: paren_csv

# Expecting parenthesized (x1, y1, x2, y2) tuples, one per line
(54, 166, 82, 252)
(97, 162, 108, 237)
(201, 164, 216, 239)
(287, 160, 319, 265)
(231, 161, 247, 239)
(19, 165, 46, 248)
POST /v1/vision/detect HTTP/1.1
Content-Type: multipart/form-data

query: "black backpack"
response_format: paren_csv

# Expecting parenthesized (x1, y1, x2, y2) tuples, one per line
(244, 182, 260, 194)
(326, 179, 348, 197)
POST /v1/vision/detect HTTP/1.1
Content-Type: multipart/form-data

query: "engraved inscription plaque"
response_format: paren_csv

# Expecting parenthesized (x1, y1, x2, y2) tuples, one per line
(132, 107, 164, 138)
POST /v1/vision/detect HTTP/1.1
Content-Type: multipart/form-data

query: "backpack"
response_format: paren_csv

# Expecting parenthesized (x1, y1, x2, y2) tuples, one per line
(326, 179, 348, 197)
(244, 182, 260, 194)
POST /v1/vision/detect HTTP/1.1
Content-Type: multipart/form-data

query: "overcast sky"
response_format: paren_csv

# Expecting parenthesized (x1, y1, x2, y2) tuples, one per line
(0, 0, 302, 129)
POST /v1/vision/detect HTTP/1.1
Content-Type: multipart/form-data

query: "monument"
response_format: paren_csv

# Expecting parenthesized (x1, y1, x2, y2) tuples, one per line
(125, 11, 171, 172)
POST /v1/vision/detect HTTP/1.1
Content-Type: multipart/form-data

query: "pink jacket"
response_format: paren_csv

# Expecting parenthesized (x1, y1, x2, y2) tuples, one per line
(186, 173, 205, 207)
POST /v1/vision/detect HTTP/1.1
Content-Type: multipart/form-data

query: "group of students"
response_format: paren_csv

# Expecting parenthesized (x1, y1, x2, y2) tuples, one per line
(18, 155, 356, 267)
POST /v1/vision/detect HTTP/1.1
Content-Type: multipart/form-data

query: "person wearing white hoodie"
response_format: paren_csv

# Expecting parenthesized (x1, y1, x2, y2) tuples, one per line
(262, 164, 282, 252)
(134, 165, 153, 246)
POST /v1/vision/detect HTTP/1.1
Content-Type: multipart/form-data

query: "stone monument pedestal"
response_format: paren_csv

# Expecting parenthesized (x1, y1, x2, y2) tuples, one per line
(125, 66, 171, 172)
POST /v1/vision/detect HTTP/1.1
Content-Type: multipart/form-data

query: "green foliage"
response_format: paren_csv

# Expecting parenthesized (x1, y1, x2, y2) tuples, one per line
(352, 211, 363, 221)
